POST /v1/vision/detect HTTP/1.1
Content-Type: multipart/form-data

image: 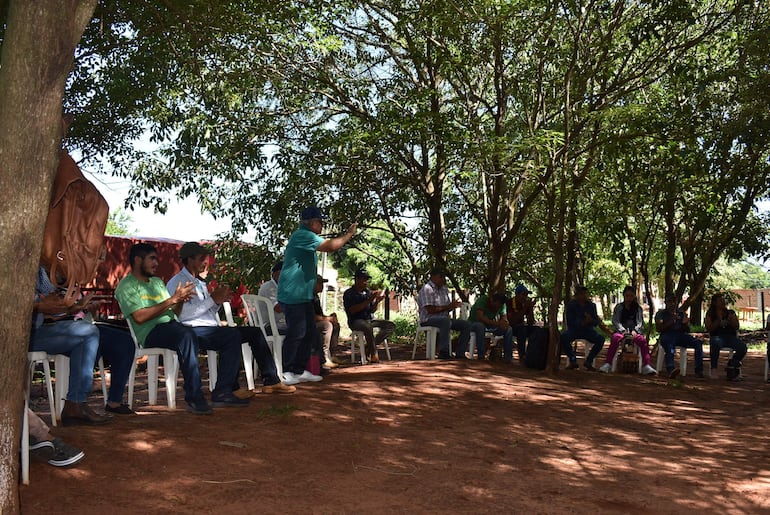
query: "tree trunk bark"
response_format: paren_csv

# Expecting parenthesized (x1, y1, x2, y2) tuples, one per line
(0, 1, 96, 509)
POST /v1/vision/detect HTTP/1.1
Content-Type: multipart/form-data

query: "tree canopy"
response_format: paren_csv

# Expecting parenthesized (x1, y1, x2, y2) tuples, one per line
(64, 0, 770, 313)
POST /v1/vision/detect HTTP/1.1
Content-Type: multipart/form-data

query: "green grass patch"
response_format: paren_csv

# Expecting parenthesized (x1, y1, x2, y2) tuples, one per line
(255, 404, 299, 419)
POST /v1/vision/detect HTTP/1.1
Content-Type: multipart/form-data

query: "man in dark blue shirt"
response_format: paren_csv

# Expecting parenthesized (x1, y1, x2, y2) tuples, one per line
(559, 286, 610, 371)
(343, 269, 395, 363)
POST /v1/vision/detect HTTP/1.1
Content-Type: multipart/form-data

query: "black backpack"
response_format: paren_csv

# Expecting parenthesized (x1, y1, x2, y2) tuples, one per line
(524, 326, 549, 370)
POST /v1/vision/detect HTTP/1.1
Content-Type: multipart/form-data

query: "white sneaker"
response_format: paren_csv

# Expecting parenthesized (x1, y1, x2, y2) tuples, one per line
(598, 363, 611, 373)
(297, 370, 323, 382)
(642, 364, 657, 375)
(283, 372, 301, 385)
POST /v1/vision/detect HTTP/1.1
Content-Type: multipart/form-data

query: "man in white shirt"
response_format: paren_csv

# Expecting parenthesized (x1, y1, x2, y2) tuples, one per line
(417, 267, 471, 359)
(257, 261, 287, 335)
(167, 242, 293, 397)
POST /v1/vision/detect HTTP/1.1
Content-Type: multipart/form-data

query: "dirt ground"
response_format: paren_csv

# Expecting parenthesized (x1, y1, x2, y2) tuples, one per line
(20, 336, 770, 515)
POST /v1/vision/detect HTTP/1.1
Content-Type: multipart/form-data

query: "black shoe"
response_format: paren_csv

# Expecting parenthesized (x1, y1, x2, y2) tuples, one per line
(438, 350, 453, 360)
(584, 364, 596, 372)
(211, 392, 250, 408)
(566, 362, 579, 370)
(105, 403, 136, 415)
(726, 366, 740, 381)
(48, 438, 85, 467)
(187, 399, 213, 415)
(29, 437, 55, 462)
(668, 368, 680, 379)
(694, 371, 705, 379)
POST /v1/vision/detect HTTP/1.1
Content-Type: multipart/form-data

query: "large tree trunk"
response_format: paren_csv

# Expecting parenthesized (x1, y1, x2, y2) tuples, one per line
(0, 1, 96, 509)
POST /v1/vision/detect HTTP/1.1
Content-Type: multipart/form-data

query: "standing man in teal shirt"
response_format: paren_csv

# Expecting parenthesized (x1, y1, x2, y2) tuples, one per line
(278, 206, 357, 385)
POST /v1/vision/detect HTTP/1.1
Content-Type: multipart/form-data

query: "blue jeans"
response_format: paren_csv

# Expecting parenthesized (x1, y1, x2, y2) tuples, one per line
(190, 326, 243, 395)
(29, 320, 100, 403)
(709, 334, 746, 369)
(281, 302, 317, 375)
(144, 321, 204, 405)
(659, 332, 703, 374)
(235, 326, 280, 385)
(470, 322, 514, 360)
(420, 317, 471, 354)
(559, 329, 605, 365)
(95, 323, 135, 404)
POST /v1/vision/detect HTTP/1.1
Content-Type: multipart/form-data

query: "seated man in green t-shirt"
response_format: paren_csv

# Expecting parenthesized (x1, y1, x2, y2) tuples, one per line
(115, 243, 249, 414)
(468, 293, 514, 361)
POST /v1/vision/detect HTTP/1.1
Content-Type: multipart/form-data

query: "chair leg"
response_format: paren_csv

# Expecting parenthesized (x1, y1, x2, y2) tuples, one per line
(241, 343, 255, 391)
(679, 347, 688, 377)
(384, 339, 391, 360)
(21, 397, 30, 485)
(164, 351, 179, 410)
(206, 350, 218, 393)
(98, 357, 108, 401)
(147, 355, 159, 405)
(53, 355, 70, 423)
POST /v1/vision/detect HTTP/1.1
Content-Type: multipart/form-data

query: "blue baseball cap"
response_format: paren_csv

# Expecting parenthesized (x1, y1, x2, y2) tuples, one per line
(300, 206, 328, 221)
(514, 284, 531, 295)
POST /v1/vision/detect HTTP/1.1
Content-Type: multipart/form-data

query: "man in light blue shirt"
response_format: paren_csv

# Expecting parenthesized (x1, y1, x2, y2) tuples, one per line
(168, 242, 294, 395)
(165, 242, 251, 405)
(277, 206, 357, 385)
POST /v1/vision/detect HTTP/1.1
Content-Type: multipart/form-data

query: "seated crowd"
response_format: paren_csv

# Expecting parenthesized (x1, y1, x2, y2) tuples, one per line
(26, 228, 760, 471)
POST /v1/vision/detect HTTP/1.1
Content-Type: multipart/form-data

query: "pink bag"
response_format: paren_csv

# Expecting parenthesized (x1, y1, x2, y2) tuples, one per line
(306, 355, 321, 376)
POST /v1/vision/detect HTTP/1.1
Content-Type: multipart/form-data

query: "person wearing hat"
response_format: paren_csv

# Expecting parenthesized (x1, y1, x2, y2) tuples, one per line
(417, 267, 471, 359)
(654, 293, 704, 379)
(257, 261, 287, 335)
(168, 243, 295, 396)
(313, 275, 340, 369)
(277, 206, 357, 385)
(558, 285, 610, 371)
(343, 268, 395, 363)
(506, 284, 537, 362)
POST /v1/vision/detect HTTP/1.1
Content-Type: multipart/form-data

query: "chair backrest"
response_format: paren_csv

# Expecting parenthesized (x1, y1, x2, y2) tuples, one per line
(241, 294, 281, 334)
(240, 294, 261, 328)
(460, 302, 471, 321)
(220, 301, 237, 327)
(124, 319, 144, 351)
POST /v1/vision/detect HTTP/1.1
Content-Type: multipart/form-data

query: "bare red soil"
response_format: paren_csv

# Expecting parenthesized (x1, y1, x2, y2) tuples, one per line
(20, 339, 770, 514)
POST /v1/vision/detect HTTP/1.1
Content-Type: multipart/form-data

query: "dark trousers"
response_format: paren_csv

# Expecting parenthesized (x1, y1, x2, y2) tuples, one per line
(281, 302, 317, 375)
(145, 321, 204, 405)
(235, 326, 280, 386)
(709, 334, 747, 369)
(95, 323, 135, 404)
(190, 326, 243, 395)
(513, 325, 537, 361)
(559, 329, 605, 365)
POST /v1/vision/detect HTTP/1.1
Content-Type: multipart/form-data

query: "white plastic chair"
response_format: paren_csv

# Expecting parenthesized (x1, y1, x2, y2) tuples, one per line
(126, 321, 179, 409)
(350, 331, 368, 364)
(241, 294, 283, 380)
(214, 301, 256, 391)
(412, 325, 440, 360)
(225, 301, 256, 390)
(26, 351, 56, 427)
(655, 343, 706, 377)
(708, 346, 735, 378)
(22, 351, 57, 485)
(49, 354, 108, 421)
